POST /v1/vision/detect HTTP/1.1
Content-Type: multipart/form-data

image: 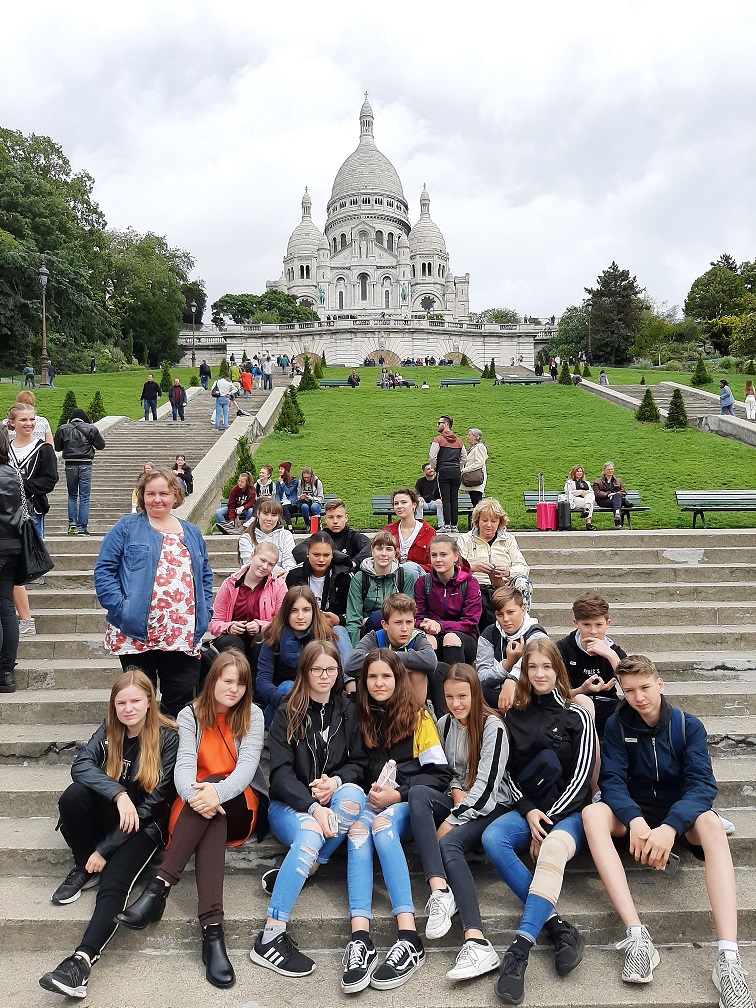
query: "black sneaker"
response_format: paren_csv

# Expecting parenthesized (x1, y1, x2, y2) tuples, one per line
(261, 868, 278, 895)
(52, 868, 100, 905)
(249, 930, 315, 977)
(341, 936, 378, 993)
(370, 937, 425, 990)
(39, 954, 90, 998)
(496, 947, 529, 1005)
(544, 916, 585, 976)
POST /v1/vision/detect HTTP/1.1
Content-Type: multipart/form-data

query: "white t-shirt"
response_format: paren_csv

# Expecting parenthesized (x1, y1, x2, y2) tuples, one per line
(10, 438, 42, 463)
(309, 575, 326, 607)
(398, 521, 421, 563)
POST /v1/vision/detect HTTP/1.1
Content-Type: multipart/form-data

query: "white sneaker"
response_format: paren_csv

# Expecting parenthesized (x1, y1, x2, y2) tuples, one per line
(446, 939, 500, 981)
(18, 617, 36, 636)
(718, 813, 736, 836)
(616, 925, 660, 983)
(713, 949, 754, 1008)
(424, 887, 457, 939)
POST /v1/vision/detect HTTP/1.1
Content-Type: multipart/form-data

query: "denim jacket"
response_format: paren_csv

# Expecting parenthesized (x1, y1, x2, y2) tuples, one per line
(94, 512, 213, 645)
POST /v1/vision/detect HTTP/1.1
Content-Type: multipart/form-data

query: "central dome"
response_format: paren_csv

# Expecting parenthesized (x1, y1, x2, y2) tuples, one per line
(330, 97, 405, 202)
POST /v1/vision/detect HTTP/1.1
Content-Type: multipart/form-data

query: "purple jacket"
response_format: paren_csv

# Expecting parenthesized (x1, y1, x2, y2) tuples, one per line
(414, 562, 482, 637)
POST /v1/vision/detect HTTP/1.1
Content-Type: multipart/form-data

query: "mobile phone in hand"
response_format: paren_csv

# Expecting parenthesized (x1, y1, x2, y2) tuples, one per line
(663, 852, 681, 877)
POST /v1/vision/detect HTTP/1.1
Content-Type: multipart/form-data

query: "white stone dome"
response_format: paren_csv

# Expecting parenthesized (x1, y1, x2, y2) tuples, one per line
(330, 97, 405, 202)
(410, 185, 447, 254)
(286, 188, 324, 257)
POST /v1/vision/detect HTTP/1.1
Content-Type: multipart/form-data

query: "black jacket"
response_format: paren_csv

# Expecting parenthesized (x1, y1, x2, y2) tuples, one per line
(140, 380, 161, 402)
(292, 526, 371, 570)
(54, 418, 106, 464)
(363, 710, 452, 801)
(268, 696, 368, 811)
(285, 555, 354, 623)
(10, 441, 59, 515)
(506, 690, 595, 825)
(556, 629, 627, 737)
(199, 363, 212, 378)
(0, 463, 23, 550)
(69, 721, 179, 859)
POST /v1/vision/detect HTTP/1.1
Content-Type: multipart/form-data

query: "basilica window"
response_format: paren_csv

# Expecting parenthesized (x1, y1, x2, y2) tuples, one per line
(362, 197, 371, 205)
(376, 197, 383, 205)
(340, 233, 347, 249)
(338, 290, 344, 309)
(350, 197, 358, 206)
(305, 265, 310, 279)
(421, 262, 426, 277)
(333, 238, 337, 254)
(359, 273, 369, 301)
(340, 200, 346, 209)
(387, 233, 394, 252)
(387, 199, 394, 208)
(411, 265, 415, 278)
(299, 265, 305, 279)
(375, 230, 384, 245)
(421, 296, 436, 312)
(384, 290, 390, 308)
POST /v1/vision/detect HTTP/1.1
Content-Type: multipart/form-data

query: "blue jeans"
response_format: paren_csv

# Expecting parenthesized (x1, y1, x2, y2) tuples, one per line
(415, 501, 444, 526)
(171, 402, 185, 421)
(297, 501, 321, 527)
(31, 513, 44, 539)
(201, 376, 208, 390)
(65, 464, 92, 531)
(267, 784, 366, 922)
(263, 372, 273, 390)
(214, 396, 229, 429)
(402, 560, 426, 580)
(143, 399, 157, 421)
(332, 624, 353, 668)
(214, 506, 229, 525)
(348, 801, 414, 919)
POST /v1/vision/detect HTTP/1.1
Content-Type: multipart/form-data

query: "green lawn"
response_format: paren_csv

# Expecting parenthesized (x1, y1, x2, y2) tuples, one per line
(252, 365, 756, 530)
(0, 368, 199, 425)
(599, 366, 749, 397)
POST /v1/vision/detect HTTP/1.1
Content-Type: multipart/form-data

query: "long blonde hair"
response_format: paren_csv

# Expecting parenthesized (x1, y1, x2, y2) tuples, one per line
(105, 669, 176, 792)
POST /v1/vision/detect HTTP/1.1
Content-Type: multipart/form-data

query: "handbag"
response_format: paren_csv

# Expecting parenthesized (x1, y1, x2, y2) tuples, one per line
(461, 467, 484, 487)
(10, 458, 54, 585)
(211, 382, 221, 398)
(517, 748, 564, 811)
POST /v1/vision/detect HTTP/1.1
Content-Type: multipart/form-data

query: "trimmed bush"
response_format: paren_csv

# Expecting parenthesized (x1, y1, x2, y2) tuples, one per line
(582, 363, 592, 378)
(58, 390, 78, 428)
(636, 387, 660, 423)
(189, 371, 200, 387)
(481, 362, 490, 379)
(287, 385, 305, 426)
(313, 356, 324, 380)
(299, 355, 319, 391)
(558, 362, 573, 385)
(86, 391, 106, 423)
(222, 434, 257, 496)
(218, 358, 230, 379)
(640, 375, 646, 384)
(573, 364, 581, 376)
(321, 351, 327, 367)
(274, 393, 300, 434)
(159, 360, 172, 393)
(691, 355, 712, 387)
(460, 353, 470, 366)
(489, 359, 496, 379)
(665, 387, 689, 429)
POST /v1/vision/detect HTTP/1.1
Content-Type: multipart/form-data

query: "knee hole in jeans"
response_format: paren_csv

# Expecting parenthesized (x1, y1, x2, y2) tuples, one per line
(443, 633, 461, 646)
(372, 815, 392, 834)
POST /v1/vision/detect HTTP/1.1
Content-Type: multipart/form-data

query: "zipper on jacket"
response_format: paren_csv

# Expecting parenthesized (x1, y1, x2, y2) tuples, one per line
(651, 737, 659, 796)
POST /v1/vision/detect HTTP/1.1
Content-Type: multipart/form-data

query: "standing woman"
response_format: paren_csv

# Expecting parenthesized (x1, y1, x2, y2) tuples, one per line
(481, 639, 594, 1005)
(2, 390, 54, 444)
(342, 649, 451, 993)
(7, 402, 59, 538)
(564, 465, 597, 532)
(115, 650, 267, 990)
(429, 415, 467, 533)
(94, 468, 214, 718)
(238, 499, 296, 572)
(744, 379, 756, 421)
(0, 427, 22, 693)
(274, 461, 299, 530)
(39, 669, 178, 1000)
(719, 379, 735, 416)
(384, 487, 436, 577)
(250, 640, 367, 978)
(296, 466, 324, 529)
(461, 429, 488, 509)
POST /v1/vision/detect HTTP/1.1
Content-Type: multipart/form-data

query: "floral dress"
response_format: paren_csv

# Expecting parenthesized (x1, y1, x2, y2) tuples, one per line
(105, 532, 198, 656)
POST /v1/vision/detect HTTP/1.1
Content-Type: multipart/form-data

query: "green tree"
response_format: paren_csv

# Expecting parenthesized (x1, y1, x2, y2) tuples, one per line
(222, 435, 257, 496)
(573, 363, 581, 376)
(582, 363, 592, 378)
(553, 305, 589, 360)
(585, 262, 644, 365)
(210, 290, 318, 327)
(460, 353, 470, 366)
(691, 355, 712, 387)
(218, 358, 230, 379)
(635, 387, 661, 423)
(159, 360, 172, 393)
(274, 394, 300, 434)
(287, 385, 305, 426)
(473, 307, 520, 325)
(181, 278, 207, 327)
(632, 307, 676, 365)
(320, 350, 327, 367)
(730, 313, 756, 362)
(665, 388, 688, 429)
(299, 355, 318, 391)
(313, 355, 324, 380)
(58, 389, 78, 427)
(558, 361, 573, 385)
(86, 390, 106, 423)
(710, 253, 738, 272)
(188, 371, 199, 387)
(488, 359, 496, 379)
(481, 362, 490, 379)
(684, 267, 747, 352)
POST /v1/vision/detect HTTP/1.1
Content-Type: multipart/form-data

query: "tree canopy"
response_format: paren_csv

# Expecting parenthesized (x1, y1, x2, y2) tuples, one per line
(584, 262, 645, 366)
(211, 289, 318, 326)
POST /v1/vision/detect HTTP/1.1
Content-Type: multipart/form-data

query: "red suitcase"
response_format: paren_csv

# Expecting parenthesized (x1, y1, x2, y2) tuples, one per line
(536, 473, 557, 531)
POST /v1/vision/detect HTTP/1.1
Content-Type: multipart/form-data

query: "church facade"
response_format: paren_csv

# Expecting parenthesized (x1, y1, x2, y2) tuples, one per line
(267, 96, 470, 320)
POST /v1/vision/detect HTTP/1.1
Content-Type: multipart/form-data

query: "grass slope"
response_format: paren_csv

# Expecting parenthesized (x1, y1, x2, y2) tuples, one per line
(253, 366, 756, 530)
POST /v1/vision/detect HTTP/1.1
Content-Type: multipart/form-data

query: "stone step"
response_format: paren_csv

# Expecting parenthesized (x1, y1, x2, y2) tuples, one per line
(0, 724, 98, 763)
(3, 944, 753, 1008)
(13, 658, 119, 691)
(534, 580, 756, 603)
(530, 563, 754, 585)
(531, 601, 756, 627)
(2, 864, 755, 950)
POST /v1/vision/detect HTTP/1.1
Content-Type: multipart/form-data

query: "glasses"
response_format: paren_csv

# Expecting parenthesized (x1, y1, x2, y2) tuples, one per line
(310, 666, 340, 677)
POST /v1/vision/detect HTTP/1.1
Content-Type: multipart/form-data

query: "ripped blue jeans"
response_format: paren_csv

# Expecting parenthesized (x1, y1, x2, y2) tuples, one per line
(267, 783, 366, 922)
(347, 801, 413, 919)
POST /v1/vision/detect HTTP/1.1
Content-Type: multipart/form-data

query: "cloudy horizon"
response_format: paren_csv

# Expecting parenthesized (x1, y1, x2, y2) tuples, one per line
(3, 0, 755, 320)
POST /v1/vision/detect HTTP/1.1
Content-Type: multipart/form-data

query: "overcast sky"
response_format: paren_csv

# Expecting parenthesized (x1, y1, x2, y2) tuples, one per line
(3, 0, 755, 318)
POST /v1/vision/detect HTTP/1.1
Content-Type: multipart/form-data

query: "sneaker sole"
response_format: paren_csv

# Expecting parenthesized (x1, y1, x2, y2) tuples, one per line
(341, 957, 378, 993)
(622, 947, 660, 983)
(446, 952, 500, 981)
(39, 975, 87, 998)
(249, 947, 315, 978)
(369, 955, 425, 990)
(52, 875, 99, 905)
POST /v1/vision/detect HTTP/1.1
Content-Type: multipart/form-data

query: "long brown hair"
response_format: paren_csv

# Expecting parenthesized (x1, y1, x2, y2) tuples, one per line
(262, 585, 336, 646)
(105, 669, 176, 792)
(443, 663, 502, 790)
(248, 499, 284, 546)
(513, 639, 572, 710)
(358, 648, 421, 750)
(194, 649, 252, 740)
(284, 640, 342, 743)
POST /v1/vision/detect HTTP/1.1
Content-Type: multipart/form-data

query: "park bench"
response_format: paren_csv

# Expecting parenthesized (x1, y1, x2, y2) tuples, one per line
(439, 378, 480, 388)
(675, 490, 756, 528)
(319, 380, 351, 388)
(372, 493, 475, 530)
(495, 376, 548, 386)
(523, 489, 649, 529)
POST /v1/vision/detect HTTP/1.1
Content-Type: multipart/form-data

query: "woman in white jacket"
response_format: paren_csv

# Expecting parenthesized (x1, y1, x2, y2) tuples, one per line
(461, 429, 488, 508)
(238, 499, 296, 573)
(564, 465, 597, 531)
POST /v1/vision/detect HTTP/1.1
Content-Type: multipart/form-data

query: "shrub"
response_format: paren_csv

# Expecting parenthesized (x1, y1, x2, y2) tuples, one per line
(241, 350, 248, 363)
(460, 353, 470, 366)
(218, 358, 230, 379)
(313, 355, 324, 380)
(691, 355, 712, 387)
(746, 360, 756, 375)
(719, 356, 735, 372)
(665, 388, 689, 429)
(189, 371, 200, 387)
(299, 355, 319, 391)
(159, 360, 172, 393)
(573, 364, 581, 376)
(558, 361, 573, 385)
(86, 391, 106, 423)
(481, 362, 490, 379)
(582, 363, 592, 378)
(287, 385, 305, 426)
(665, 360, 682, 372)
(222, 434, 257, 496)
(640, 375, 646, 385)
(274, 394, 300, 434)
(321, 351, 327, 367)
(635, 387, 660, 423)
(489, 359, 496, 379)
(58, 390, 78, 427)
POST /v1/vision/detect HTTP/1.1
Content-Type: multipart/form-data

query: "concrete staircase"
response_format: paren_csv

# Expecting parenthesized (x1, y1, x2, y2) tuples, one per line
(1, 529, 755, 1006)
(614, 382, 748, 421)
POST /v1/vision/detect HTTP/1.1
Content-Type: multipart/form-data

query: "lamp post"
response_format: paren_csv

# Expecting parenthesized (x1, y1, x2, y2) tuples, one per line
(190, 301, 197, 368)
(38, 264, 50, 387)
(585, 302, 592, 363)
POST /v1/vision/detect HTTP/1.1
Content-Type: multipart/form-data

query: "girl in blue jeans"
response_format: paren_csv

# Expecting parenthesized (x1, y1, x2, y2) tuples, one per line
(250, 640, 367, 979)
(343, 649, 452, 993)
(481, 638, 596, 1005)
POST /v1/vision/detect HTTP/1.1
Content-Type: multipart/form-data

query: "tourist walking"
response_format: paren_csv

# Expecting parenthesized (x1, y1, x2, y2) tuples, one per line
(0, 427, 22, 693)
(719, 380, 735, 416)
(199, 360, 211, 390)
(168, 378, 187, 422)
(140, 374, 161, 422)
(262, 356, 274, 391)
(745, 380, 756, 421)
(54, 409, 106, 536)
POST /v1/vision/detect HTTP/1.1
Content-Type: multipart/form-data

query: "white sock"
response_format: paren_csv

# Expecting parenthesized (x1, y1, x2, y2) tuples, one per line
(262, 921, 286, 944)
(718, 940, 738, 956)
(629, 925, 645, 936)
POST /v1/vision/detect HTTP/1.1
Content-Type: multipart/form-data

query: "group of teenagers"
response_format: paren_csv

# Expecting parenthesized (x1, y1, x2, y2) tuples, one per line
(37, 473, 752, 1008)
(214, 462, 325, 533)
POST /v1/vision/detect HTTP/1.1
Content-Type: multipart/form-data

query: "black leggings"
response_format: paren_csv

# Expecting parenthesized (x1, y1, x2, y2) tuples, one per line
(0, 553, 20, 677)
(440, 804, 510, 932)
(439, 478, 461, 527)
(58, 782, 160, 962)
(118, 651, 199, 719)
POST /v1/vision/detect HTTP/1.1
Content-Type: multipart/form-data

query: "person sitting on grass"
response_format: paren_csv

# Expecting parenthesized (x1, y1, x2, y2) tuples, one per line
(384, 487, 437, 576)
(285, 532, 353, 664)
(475, 586, 548, 714)
(582, 655, 753, 1008)
(345, 530, 418, 644)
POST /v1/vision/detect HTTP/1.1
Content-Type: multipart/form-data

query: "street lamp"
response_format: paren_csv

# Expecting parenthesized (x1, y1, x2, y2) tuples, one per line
(38, 264, 50, 387)
(584, 302, 592, 363)
(190, 301, 197, 368)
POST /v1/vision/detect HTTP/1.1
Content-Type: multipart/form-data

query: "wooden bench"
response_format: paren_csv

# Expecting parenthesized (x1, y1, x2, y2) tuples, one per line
(523, 490, 649, 529)
(372, 493, 475, 530)
(319, 380, 351, 388)
(439, 378, 480, 388)
(496, 376, 548, 386)
(215, 494, 340, 533)
(675, 490, 756, 528)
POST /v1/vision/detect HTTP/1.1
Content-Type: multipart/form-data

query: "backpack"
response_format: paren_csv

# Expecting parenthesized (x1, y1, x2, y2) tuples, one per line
(360, 567, 405, 601)
(374, 627, 418, 651)
(423, 572, 468, 609)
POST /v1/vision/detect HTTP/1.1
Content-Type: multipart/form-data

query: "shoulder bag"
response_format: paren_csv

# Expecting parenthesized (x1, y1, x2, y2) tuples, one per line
(10, 457, 54, 584)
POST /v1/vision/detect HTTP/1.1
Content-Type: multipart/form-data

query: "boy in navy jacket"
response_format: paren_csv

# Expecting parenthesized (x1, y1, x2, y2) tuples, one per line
(582, 655, 752, 1008)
